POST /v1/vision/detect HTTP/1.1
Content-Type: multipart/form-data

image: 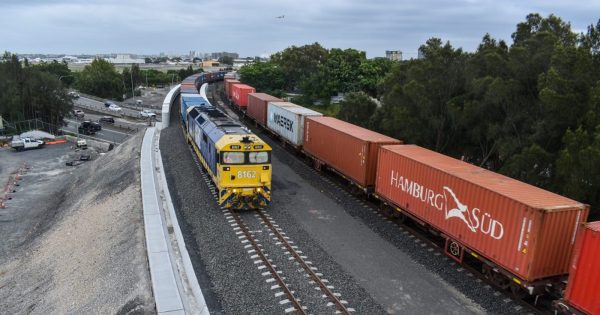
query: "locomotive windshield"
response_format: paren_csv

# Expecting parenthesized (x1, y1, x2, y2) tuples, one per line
(222, 152, 245, 164)
(249, 152, 269, 164)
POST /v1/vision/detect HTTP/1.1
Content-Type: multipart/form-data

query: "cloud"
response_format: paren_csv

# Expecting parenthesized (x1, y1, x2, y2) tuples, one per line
(1, 0, 599, 57)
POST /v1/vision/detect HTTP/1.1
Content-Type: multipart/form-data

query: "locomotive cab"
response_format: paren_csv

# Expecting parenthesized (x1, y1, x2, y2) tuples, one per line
(216, 135, 272, 209)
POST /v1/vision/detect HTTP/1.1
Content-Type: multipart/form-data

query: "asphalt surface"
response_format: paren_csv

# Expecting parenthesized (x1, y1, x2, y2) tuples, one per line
(62, 118, 131, 144)
(74, 96, 141, 118)
(160, 84, 534, 314)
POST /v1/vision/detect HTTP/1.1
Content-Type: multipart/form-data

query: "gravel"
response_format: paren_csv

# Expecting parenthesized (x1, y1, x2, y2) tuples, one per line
(0, 132, 154, 314)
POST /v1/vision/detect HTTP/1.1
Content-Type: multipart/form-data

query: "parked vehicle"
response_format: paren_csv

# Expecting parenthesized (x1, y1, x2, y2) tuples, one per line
(139, 109, 156, 119)
(108, 104, 122, 113)
(10, 137, 44, 151)
(99, 116, 115, 124)
(73, 109, 85, 118)
(76, 139, 87, 149)
(68, 91, 80, 99)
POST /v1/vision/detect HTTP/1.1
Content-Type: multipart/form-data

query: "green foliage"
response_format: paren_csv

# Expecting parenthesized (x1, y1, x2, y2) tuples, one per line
(271, 42, 328, 91)
(32, 60, 74, 86)
(75, 58, 124, 100)
(238, 62, 285, 96)
(0, 52, 72, 134)
(336, 92, 377, 128)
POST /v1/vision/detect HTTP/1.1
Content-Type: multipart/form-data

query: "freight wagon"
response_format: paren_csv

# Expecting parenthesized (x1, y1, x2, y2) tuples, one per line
(247, 93, 283, 127)
(558, 222, 600, 314)
(303, 116, 401, 192)
(231, 84, 256, 109)
(374, 145, 589, 295)
(224, 79, 240, 101)
(267, 102, 322, 148)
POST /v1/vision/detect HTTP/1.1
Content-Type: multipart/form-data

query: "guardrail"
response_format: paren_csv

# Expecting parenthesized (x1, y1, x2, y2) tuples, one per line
(78, 92, 162, 115)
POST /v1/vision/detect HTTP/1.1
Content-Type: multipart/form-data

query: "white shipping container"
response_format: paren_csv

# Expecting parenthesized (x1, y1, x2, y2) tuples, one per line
(267, 102, 322, 147)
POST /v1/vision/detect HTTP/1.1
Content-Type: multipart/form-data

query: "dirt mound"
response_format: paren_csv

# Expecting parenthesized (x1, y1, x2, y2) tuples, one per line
(0, 132, 154, 314)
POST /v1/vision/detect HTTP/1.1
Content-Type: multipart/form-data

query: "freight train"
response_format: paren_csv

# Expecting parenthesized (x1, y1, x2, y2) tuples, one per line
(216, 75, 599, 314)
(178, 71, 272, 209)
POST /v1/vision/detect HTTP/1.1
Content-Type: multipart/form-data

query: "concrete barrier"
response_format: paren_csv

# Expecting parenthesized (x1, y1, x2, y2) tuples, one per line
(161, 84, 180, 130)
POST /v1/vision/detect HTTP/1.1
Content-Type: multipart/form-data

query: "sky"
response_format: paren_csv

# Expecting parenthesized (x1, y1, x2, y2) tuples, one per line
(1, 0, 599, 58)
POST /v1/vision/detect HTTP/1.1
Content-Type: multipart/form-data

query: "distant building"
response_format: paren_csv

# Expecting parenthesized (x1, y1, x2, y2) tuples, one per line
(202, 60, 220, 68)
(232, 58, 253, 69)
(106, 54, 145, 64)
(385, 50, 402, 61)
(211, 52, 239, 60)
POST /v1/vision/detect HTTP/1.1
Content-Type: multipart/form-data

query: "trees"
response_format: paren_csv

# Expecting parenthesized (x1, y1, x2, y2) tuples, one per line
(238, 62, 285, 96)
(0, 52, 72, 134)
(336, 92, 378, 128)
(271, 42, 328, 91)
(33, 60, 74, 86)
(75, 58, 124, 100)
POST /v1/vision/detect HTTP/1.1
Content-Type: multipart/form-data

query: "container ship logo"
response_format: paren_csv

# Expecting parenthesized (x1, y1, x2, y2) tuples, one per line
(389, 170, 505, 240)
(443, 186, 477, 232)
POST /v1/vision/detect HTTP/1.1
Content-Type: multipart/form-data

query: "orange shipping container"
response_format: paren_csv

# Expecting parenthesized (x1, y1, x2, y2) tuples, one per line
(303, 116, 402, 189)
(375, 145, 589, 284)
(224, 79, 239, 100)
(564, 221, 600, 315)
(247, 93, 282, 126)
(231, 84, 255, 109)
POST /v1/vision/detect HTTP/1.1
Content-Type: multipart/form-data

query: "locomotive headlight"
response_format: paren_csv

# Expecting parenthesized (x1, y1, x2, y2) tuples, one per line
(223, 166, 230, 171)
(262, 166, 269, 170)
(233, 189, 237, 193)
(257, 188, 261, 192)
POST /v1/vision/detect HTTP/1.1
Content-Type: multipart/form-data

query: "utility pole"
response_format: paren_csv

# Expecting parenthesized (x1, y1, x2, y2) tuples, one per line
(130, 66, 135, 105)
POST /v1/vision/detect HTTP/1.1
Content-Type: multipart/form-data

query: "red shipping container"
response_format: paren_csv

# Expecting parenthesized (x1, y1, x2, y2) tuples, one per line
(247, 93, 283, 126)
(565, 221, 600, 315)
(224, 79, 239, 100)
(375, 145, 589, 283)
(231, 84, 255, 109)
(303, 116, 401, 188)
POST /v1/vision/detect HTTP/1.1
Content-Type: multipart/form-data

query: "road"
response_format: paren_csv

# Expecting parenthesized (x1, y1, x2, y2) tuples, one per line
(74, 96, 141, 119)
(62, 118, 131, 144)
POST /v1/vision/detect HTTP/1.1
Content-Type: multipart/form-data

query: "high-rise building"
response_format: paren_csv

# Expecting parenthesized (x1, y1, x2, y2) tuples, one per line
(385, 50, 402, 61)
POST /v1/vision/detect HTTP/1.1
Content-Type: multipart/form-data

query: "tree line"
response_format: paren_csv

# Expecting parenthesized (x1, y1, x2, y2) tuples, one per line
(0, 55, 203, 134)
(238, 14, 600, 220)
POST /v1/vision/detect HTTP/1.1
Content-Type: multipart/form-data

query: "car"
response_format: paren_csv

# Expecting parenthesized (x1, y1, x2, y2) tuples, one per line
(139, 109, 156, 119)
(104, 101, 113, 108)
(108, 104, 122, 112)
(68, 91, 80, 99)
(73, 109, 85, 118)
(79, 120, 101, 133)
(99, 117, 115, 124)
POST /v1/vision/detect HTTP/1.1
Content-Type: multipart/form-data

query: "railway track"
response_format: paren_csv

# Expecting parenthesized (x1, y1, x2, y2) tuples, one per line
(184, 125, 354, 314)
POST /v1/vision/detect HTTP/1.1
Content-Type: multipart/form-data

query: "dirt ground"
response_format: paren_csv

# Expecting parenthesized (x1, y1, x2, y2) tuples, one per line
(0, 133, 154, 314)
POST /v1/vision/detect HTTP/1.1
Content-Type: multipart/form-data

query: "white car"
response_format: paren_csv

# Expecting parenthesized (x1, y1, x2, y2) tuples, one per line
(139, 109, 156, 119)
(108, 104, 122, 112)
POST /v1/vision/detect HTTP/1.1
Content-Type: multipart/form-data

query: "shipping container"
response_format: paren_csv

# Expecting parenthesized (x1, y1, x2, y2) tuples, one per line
(224, 79, 239, 100)
(267, 102, 322, 147)
(231, 84, 255, 109)
(247, 93, 283, 127)
(564, 221, 600, 315)
(374, 145, 589, 284)
(302, 116, 401, 189)
(180, 94, 209, 124)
